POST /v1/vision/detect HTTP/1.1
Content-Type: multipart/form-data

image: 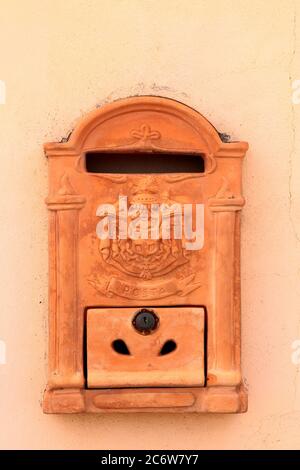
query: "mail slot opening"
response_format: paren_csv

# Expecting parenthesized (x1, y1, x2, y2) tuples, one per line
(85, 152, 205, 174)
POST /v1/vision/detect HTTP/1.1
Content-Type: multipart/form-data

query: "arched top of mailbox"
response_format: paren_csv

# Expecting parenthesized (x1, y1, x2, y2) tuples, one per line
(44, 96, 248, 158)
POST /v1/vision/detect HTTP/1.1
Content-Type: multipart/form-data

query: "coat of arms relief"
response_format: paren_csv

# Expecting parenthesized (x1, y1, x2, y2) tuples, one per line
(89, 175, 203, 300)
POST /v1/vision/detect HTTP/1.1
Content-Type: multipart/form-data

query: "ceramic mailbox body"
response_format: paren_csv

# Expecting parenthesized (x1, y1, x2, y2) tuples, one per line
(43, 96, 248, 413)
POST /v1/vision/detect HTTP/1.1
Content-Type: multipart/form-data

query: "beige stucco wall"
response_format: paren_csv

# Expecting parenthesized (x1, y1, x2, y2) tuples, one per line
(0, 0, 300, 450)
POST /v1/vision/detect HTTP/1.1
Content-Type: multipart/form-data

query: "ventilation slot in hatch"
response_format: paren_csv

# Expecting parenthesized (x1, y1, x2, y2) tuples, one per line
(159, 340, 177, 356)
(112, 339, 131, 356)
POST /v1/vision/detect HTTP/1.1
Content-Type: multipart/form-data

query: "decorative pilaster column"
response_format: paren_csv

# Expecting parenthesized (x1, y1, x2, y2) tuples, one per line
(46, 174, 86, 389)
(208, 178, 244, 386)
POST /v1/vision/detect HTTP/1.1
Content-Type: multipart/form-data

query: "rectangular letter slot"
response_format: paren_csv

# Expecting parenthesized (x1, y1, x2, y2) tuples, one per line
(43, 96, 249, 414)
(87, 307, 205, 388)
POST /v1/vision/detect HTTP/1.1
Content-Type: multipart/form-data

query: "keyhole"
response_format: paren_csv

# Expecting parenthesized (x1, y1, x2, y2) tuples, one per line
(132, 309, 159, 334)
(143, 315, 150, 326)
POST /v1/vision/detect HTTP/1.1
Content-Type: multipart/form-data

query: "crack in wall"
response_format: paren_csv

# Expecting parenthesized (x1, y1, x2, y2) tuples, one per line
(288, 3, 299, 243)
(289, 1, 300, 412)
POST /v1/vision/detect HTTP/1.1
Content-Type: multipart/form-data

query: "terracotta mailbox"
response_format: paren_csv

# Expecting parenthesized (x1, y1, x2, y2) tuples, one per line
(43, 96, 248, 413)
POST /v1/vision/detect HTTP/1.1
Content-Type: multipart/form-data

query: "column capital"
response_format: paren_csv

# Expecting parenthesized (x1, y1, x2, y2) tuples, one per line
(209, 177, 244, 212)
(46, 172, 86, 210)
(209, 197, 245, 212)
